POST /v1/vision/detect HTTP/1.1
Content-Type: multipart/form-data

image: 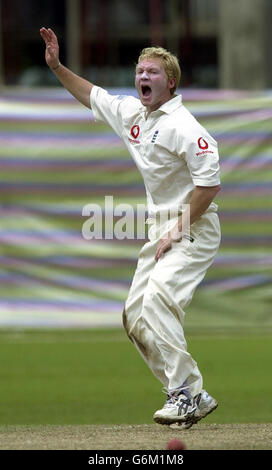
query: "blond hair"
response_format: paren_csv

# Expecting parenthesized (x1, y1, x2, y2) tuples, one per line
(137, 47, 181, 94)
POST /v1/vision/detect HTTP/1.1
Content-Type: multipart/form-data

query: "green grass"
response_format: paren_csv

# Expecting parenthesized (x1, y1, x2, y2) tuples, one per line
(0, 328, 271, 425)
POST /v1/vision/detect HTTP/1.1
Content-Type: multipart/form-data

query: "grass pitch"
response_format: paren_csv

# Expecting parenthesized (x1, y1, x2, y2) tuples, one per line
(0, 328, 271, 426)
(0, 327, 271, 450)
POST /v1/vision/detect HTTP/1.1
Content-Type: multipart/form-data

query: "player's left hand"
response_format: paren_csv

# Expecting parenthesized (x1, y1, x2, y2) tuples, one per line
(40, 27, 60, 70)
(155, 233, 173, 261)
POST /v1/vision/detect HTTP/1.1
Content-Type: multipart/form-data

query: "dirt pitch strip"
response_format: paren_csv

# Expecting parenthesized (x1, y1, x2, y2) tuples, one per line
(0, 423, 271, 450)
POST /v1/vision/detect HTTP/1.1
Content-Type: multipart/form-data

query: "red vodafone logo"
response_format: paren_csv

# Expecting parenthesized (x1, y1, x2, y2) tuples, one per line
(131, 125, 140, 139)
(198, 137, 209, 150)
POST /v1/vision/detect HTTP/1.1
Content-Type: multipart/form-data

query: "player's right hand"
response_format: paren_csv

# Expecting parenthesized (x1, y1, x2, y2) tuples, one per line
(40, 27, 60, 69)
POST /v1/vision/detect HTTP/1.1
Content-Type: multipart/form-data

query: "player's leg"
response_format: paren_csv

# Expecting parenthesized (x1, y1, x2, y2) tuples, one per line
(124, 228, 202, 398)
(137, 234, 205, 395)
(125, 212, 220, 424)
(123, 238, 169, 386)
(123, 217, 198, 389)
(151, 212, 221, 425)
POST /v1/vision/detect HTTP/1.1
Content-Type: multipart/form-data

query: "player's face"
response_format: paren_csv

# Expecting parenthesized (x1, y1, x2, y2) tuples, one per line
(135, 58, 175, 114)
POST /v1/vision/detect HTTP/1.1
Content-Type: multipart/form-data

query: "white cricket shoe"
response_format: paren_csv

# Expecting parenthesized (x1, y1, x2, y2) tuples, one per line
(153, 390, 197, 425)
(193, 389, 218, 421)
(169, 389, 218, 429)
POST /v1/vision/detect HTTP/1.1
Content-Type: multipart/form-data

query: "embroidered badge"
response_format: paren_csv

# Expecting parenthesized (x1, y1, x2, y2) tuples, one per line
(198, 137, 209, 150)
(131, 125, 140, 139)
(196, 136, 214, 156)
(129, 125, 140, 144)
(151, 130, 159, 143)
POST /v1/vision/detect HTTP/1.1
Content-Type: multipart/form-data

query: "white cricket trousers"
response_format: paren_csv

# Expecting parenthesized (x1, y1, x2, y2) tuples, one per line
(123, 211, 221, 397)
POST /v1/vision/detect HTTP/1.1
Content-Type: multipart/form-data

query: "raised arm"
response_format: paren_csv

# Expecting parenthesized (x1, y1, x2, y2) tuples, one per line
(40, 27, 93, 109)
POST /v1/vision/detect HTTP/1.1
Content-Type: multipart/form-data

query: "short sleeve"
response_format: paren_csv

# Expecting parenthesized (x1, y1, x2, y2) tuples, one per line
(184, 130, 220, 187)
(90, 86, 126, 138)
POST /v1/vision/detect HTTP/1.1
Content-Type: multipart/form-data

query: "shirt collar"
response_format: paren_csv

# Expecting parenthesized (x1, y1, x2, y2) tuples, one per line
(138, 94, 182, 116)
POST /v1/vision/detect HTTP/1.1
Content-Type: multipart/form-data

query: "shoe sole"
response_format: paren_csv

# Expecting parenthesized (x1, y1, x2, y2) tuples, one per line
(153, 408, 196, 426)
(154, 416, 187, 425)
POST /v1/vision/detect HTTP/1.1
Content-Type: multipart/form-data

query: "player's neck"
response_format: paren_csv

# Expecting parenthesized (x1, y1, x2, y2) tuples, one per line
(145, 95, 175, 118)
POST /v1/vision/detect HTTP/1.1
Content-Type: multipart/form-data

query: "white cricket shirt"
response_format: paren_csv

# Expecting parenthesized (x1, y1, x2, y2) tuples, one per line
(90, 86, 220, 218)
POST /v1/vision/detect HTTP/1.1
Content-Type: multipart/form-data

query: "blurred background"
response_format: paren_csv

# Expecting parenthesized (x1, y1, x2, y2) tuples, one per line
(0, 0, 271, 329)
(1, 0, 272, 88)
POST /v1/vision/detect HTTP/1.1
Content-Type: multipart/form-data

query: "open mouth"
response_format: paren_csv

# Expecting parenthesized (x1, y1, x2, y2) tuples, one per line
(141, 85, 152, 98)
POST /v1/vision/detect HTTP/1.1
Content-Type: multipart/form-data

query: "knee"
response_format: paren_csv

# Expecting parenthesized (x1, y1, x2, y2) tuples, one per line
(122, 307, 133, 342)
(123, 307, 150, 359)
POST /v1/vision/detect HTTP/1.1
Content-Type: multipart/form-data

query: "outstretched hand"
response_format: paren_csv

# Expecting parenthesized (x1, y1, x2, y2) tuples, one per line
(40, 27, 60, 69)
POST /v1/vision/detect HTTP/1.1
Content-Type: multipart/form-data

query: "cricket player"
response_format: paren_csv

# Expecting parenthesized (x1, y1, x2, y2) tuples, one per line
(40, 27, 221, 429)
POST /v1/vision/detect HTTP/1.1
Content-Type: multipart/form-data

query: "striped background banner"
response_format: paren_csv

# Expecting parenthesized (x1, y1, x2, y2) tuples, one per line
(0, 87, 272, 328)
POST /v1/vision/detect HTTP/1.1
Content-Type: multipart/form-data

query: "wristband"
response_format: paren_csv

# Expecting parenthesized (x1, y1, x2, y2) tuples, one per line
(52, 62, 61, 71)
